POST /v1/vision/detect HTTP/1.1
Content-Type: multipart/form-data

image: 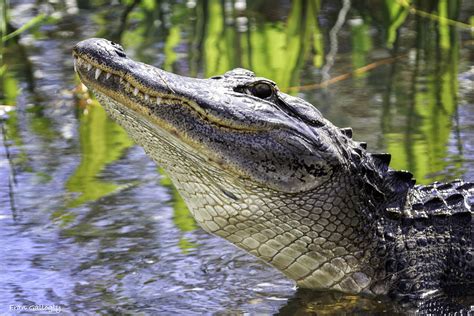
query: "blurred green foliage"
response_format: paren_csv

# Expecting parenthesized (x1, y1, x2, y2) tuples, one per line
(1, 14, 46, 43)
(384, 0, 463, 182)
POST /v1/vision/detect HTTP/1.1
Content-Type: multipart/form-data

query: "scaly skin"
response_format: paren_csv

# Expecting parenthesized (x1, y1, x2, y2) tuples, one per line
(72, 38, 473, 299)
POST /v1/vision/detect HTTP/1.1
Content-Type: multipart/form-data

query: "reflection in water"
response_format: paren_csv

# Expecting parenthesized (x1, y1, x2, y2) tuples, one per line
(65, 101, 133, 209)
(159, 169, 199, 253)
(321, 0, 351, 84)
(383, 1, 464, 183)
(1, 0, 473, 313)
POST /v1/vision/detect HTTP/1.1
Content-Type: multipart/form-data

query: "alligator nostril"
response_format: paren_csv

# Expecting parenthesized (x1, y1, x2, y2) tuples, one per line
(115, 49, 126, 58)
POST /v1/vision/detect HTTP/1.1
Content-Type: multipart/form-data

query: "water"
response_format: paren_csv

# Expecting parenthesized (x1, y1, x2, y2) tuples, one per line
(1, 0, 473, 314)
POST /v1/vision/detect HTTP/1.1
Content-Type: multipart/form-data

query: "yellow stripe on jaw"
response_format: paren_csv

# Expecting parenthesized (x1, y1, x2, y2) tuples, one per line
(74, 54, 265, 132)
(74, 55, 184, 110)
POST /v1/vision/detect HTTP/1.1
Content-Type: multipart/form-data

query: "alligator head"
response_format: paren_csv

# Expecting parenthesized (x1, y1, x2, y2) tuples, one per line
(72, 38, 472, 297)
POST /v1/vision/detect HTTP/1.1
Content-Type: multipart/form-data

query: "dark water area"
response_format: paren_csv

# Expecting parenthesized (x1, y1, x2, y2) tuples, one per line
(0, 0, 473, 314)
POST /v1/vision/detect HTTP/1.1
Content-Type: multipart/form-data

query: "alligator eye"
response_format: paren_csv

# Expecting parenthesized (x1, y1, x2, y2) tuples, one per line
(252, 82, 273, 99)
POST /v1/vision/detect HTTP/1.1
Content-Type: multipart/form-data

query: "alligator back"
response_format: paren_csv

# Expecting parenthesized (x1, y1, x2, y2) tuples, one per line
(378, 180, 473, 297)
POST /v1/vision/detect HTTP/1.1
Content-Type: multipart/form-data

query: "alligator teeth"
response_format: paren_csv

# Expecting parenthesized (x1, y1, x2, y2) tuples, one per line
(86, 63, 92, 71)
(156, 96, 162, 104)
(125, 82, 130, 89)
(95, 68, 102, 79)
(133, 87, 139, 96)
(73, 59, 77, 72)
(105, 72, 111, 80)
(119, 77, 123, 83)
(144, 94, 149, 101)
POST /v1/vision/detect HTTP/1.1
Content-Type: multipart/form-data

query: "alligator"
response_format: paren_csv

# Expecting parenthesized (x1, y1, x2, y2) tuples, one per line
(72, 38, 473, 305)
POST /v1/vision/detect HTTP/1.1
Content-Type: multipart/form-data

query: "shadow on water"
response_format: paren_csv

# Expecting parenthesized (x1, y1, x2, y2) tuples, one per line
(0, 0, 473, 314)
(277, 288, 474, 315)
(277, 288, 399, 315)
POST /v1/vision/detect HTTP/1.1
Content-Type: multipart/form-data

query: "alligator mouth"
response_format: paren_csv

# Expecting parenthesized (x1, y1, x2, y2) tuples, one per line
(73, 54, 174, 108)
(72, 53, 194, 134)
(72, 51, 263, 134)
